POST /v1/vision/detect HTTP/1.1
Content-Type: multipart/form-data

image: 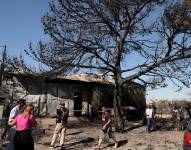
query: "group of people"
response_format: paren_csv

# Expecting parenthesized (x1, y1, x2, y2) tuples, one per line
(172, 104, 191, 130)
(1, 98, 37, 150)
(145, 102, 191, 132)
(2, 99, 162, 150)
(2, 99, 70, 150)
(2, 99, 160, 150)
(49, 102, 118, 150)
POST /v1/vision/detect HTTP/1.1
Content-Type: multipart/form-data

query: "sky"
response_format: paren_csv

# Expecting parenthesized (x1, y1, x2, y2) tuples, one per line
(0, 0, 48, 55)
(0, 1, 190, 101)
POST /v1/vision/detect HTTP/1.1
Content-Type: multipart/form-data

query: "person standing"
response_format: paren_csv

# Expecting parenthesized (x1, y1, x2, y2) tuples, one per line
(1, 102, 11, 140)
(8, 99, 26, 150)
(145, 103, 154, 133)
(93, 106, 118, 149)
(9, 104, 37, 150)
(172, 104, 181, 130)
(185, 103, 191, 119)
(49, 101, 69, 149)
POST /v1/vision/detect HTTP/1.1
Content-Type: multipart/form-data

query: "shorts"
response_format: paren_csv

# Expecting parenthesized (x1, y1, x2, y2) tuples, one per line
(99, 126, 114, 140)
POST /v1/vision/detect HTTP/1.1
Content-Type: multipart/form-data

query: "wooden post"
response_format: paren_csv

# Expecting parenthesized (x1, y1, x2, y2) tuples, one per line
(38, 96, 40, 116)
(45, 79, 48, 116)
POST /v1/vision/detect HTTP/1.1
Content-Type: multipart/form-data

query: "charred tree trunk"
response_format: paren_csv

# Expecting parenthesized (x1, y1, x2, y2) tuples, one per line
(113, 77, 124, 132)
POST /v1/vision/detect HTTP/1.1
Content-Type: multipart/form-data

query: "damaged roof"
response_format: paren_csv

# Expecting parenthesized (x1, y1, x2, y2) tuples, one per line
(56, 74, 114, 84)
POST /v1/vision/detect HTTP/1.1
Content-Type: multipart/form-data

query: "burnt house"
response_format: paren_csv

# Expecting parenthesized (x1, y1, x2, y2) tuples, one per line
(2, 73, 146, 118)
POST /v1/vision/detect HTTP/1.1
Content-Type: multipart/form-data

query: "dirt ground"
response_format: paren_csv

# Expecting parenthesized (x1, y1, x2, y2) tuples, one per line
(1, 117, 184, 150)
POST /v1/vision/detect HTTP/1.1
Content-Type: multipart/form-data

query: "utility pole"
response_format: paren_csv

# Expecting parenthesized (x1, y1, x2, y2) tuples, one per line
(0, 45, 6, 88)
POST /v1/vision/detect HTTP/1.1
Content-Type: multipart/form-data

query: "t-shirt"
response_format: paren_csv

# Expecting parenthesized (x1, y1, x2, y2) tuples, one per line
(146, 108, 153, 118)
(101, 111, 111, 128)
(56, 107, 69, 124)
(186, 106, 191, 113)
(8, 105, 21, 122)
(13, 114, 37, 131)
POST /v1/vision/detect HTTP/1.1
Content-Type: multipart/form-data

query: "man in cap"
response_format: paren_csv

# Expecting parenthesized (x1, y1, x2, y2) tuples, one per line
(49, 101, 69, 149)
(8, 98, 26, 150)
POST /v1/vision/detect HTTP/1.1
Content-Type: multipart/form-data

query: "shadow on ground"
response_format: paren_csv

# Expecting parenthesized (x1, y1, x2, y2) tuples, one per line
(66, 131, 84, 135)
(124, 124, 144, 132)
(63, 137, 95, 149)
(101, 139, 128, 149)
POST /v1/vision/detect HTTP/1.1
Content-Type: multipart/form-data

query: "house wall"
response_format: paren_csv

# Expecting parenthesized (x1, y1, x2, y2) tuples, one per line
(91, 83, 146, 108)
(3, 75, 146, 118)
(91, 84, 113, 108)
(9, 76, 93, 116)
(91, 83, 146, 118)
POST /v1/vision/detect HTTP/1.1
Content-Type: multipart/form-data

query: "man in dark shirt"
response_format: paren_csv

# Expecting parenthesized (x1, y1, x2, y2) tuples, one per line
(185, 104, 191, 119)
(93, 106, 118, 149)
(172, 104, 182, 130)
(50, 101, 69, 149)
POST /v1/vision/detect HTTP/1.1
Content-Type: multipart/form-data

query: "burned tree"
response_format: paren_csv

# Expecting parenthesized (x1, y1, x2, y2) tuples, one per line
(26, 0, 191, 131)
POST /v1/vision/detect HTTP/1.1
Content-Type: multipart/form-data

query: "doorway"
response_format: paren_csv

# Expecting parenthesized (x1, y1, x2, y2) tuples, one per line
(73, 92, 82, 116)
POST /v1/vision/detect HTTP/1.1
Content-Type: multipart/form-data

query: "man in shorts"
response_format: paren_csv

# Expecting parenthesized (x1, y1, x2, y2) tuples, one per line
(93, 106, 118, 149)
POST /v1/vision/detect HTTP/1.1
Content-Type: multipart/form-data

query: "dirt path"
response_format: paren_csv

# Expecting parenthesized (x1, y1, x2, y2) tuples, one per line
(32, 117, 184, 150)
(1, 117, 184, 150)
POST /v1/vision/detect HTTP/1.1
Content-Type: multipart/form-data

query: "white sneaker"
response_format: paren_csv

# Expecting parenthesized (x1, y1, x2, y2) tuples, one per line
(113, 143, 118, 149)
(93, 146, 100, 149)
(48, 145, 54, 149)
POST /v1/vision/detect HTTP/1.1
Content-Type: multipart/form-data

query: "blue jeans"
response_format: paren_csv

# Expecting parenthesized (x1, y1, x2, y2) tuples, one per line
(146, 118, 153, 132)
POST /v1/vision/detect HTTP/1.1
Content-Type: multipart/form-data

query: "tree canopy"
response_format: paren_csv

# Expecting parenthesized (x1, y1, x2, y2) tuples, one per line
(25, 0, 191, 90)
(18, 0, 191, 130)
